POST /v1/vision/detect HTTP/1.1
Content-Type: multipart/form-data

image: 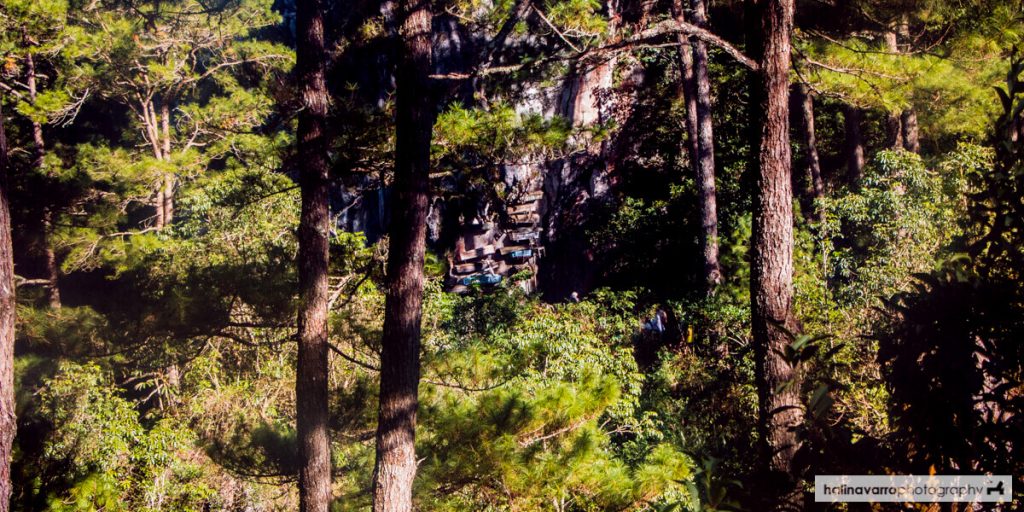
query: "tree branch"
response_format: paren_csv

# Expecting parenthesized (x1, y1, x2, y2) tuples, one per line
(532, 5, 583, 53)
(632, 19, 758, 70)
(430, 17, 758, 82)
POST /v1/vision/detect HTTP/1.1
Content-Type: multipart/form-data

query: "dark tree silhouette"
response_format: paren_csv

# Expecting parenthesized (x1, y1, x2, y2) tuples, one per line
(882, 61, 1024, 478)
(843, 104, 864, 187)
(792, 82, 824, 221)
(24, 50, 60, 309)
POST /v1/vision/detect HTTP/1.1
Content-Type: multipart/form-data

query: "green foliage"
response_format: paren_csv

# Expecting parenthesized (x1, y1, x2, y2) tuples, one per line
(819, 149, 966, 310)
(411, 294, 696, 511)
(434, 104, 573, 162)
(799, 0, 1023, 139)
(29, 0, 296, 273)
(868, 58, 1024, 476)
(35, 363, 215, 511)
(6, 0, 1024, 509)
(787, 147, 981, 441)
(542, 0, 607, 37)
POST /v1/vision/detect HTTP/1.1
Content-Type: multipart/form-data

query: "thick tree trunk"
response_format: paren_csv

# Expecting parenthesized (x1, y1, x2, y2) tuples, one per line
(747, 0, 804, 509)
(843, 104, 864, 188)
(26, 52, 60, 308)
(690, 0, 721, 292)
(25, 54, 45, 172)
(161, 176, 174, 226)
(901, 108, 920, 153)
(142, 102, 167, 229)
(0, 95, 17, 512)
(792, 83, 824, 220)
(294, 0, 333, 508)
(371, 1, 435, 511)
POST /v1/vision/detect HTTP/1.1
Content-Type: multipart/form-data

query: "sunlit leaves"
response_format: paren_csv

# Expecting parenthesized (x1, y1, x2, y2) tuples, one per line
(37, 363, 215, 511)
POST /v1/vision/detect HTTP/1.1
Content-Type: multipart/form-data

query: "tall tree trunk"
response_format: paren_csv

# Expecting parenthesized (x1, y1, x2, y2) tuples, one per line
(673, 0, 699, 176)
(882, 31, 904, 150)
(371, 1, 435, 510)
(886, 112, 903, 149)
(154, 187, 166, 229)
(673, 0, 720, 294)
(25, 52, 60, 308)
(690, 0, 721, 292)
(792, 83, 824, 220)
(0, 95, 17, 512)
(25, 54, 45, 173)
(295, 0, 333, 507)
(901, 108, 920, 153)
(747, 0, 804, 509)
(41, 209, 60, 309)
(843, 104, 864, 187)
(893, 19, 921, 153)
(142, 101, 167, 229)
(161, 178, 174, 226)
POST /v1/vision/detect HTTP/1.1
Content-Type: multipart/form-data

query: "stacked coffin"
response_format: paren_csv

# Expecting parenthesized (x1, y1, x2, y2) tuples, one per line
(447, 171, 544, 293)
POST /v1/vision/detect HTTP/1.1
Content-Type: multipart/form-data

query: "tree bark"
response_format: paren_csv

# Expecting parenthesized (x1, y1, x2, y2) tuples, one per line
(747, 0, 804, 509)
(674, 0, 720, 294)
(882, 32, 904, 150)
(0, 95, 17, 512)
(294, 0, 333, 507)
(894, 19, 921, 154)
(792, 83, 824, 220)
(901, 108, 920, 153)
(142, 101, 167, 229)
(675, 1, 699, 169)
(160, 104, 174, 225)
(25, 53, 45, 173)
(41, 209, 60, 309)
(690, 0, 721, 292)
(886, 112, 903, 149)
(843, 104, 864, 188)
(25, 52, 60, 308)
(371, 1, 435, 510)
(154, 187, 166, 229)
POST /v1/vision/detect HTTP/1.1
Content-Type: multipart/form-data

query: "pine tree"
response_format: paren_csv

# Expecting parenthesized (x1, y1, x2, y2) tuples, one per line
(791, 82, 824, 220)
(0, 0, 76, 308)
(46, 0, 291, 274)
(674, 0, 721, 294)
(747, 0, 804, 509)
(0, 94, 15, 512)
(843, 104, 865, 187)
(294, 0, 332, 507)
(71, 0, 289, 230)
(371, 0, 437, 509)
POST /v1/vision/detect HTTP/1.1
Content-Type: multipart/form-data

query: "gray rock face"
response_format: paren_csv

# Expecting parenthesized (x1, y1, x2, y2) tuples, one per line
(333, 14, 646, 300)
